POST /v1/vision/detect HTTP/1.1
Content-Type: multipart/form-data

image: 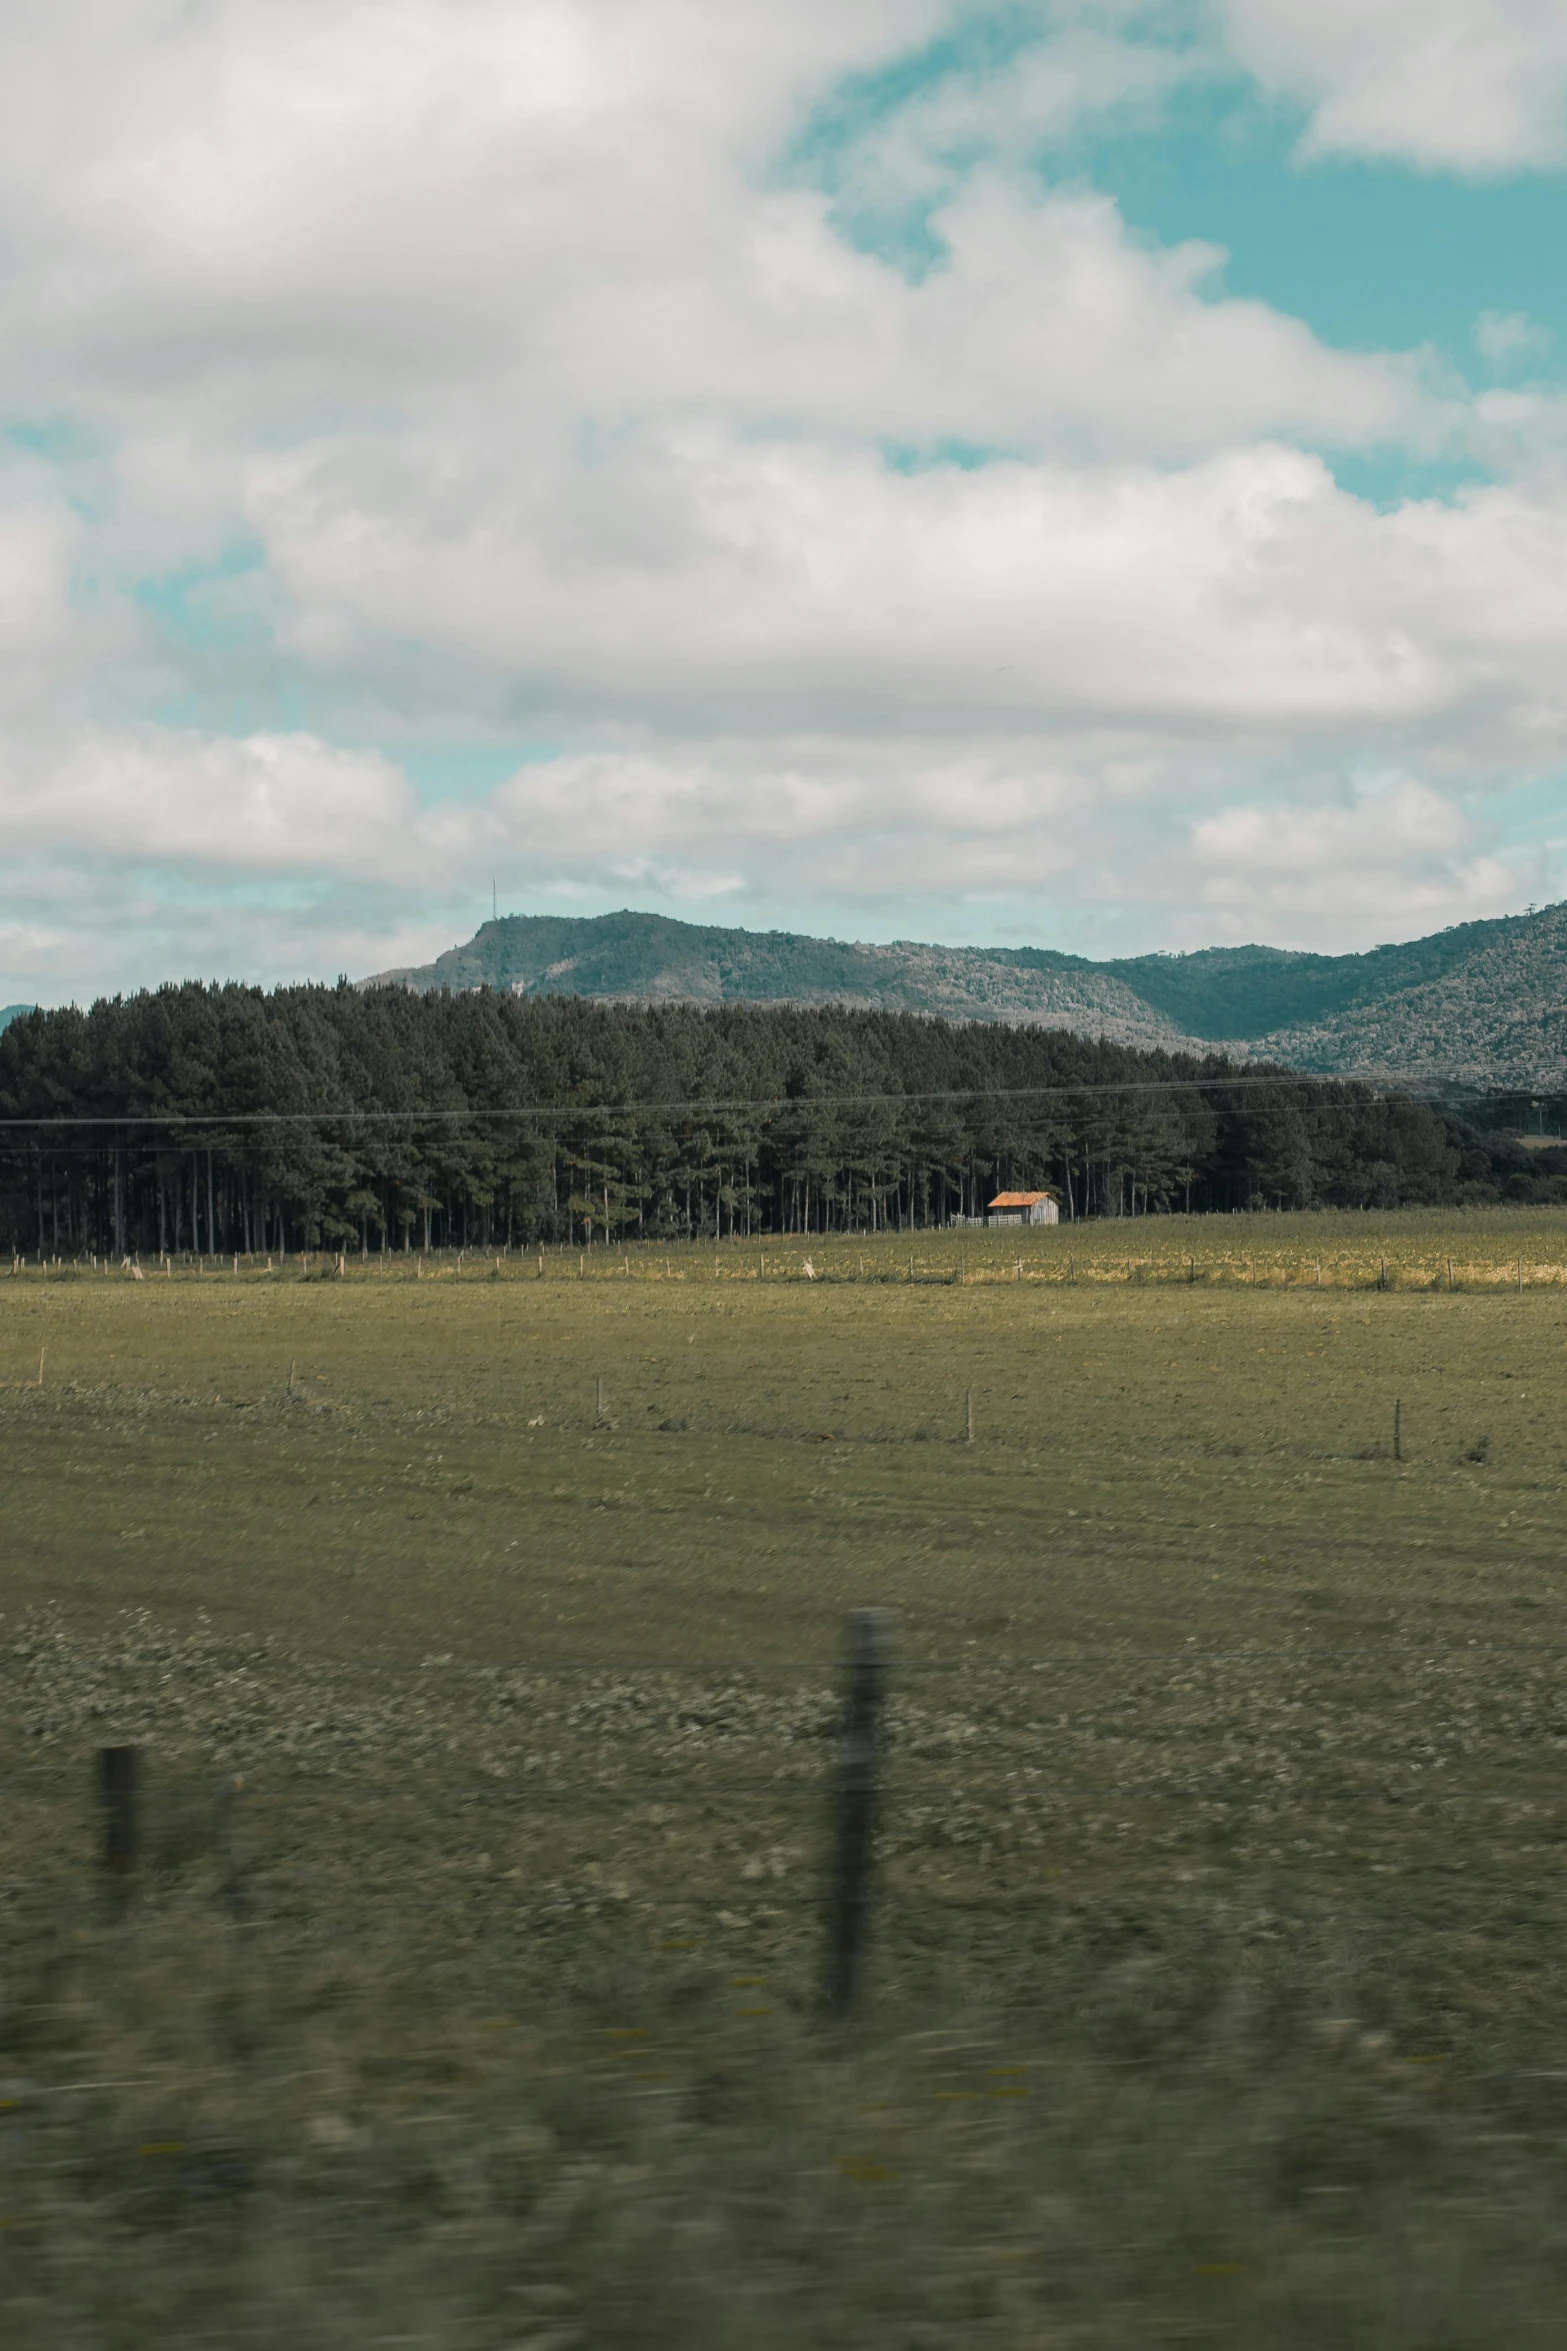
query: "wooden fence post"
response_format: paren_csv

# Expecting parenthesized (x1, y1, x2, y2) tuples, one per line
(216, 1771, 247, 1916)
(823, 1610, 890, 2020)
(965, 1388, 973, 1446)
(1394, 1398, 1403, 1462)
(99, 1744, 138, 1885)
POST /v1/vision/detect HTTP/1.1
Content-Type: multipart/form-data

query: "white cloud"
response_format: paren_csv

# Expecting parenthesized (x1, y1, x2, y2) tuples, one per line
(1187, 774, 1525, 932)
(470, 738, 1536, 934)
(0, 728, 418, 878)
(243, 431, 1567, 759)
(0, 702, 1540, 1006)
(818, 19, 1189, 220)
(0, 0, 942, 413)
(0, 19, 1432, 468)
(0, 466, 123, 717)
(0, 0, 1560, 1003)
(1475, 308, 1552, 367)
(1217, 0, 1567, 170)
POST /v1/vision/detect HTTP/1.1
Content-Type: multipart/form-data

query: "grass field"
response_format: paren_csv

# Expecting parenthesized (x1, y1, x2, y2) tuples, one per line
(6, 1207, 1567, 2346)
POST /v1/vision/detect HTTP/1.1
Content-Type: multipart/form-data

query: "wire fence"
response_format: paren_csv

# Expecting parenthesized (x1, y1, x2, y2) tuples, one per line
(9, 1614, 1565, 2018)
(9, 1235, 1567, 1295)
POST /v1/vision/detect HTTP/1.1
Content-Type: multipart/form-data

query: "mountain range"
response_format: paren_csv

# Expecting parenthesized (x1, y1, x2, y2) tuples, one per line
(377, 899, 1563, 1093)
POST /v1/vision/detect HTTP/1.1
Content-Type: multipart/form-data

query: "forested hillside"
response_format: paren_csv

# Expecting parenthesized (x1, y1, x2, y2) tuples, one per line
(371, 910, 1186, 1049)
(1, 985, 1559, 1260)
(1253, 905, 1567, 1086)
(372, 903, 1567, 1087)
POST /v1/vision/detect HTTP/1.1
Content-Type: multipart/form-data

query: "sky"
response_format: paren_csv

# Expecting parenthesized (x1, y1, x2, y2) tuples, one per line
(2, 0, 1566, 1005)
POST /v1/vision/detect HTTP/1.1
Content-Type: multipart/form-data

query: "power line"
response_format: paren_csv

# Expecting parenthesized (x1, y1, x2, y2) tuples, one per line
(0, 1070, 1431, 1133)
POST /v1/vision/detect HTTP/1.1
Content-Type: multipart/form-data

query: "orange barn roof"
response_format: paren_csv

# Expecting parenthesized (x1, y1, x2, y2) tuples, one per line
(987, 1190, 1057, 1208)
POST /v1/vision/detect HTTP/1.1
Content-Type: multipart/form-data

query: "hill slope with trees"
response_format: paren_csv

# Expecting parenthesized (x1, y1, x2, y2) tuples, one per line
(370, 903, 1567, 1088)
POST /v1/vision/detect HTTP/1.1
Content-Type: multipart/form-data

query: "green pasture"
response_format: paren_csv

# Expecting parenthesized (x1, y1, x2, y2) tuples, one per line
(5, 1208, 1567, 2346)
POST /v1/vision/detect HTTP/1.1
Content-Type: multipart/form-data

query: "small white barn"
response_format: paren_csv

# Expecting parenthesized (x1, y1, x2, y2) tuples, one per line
(987, 1189, 1060, 1227)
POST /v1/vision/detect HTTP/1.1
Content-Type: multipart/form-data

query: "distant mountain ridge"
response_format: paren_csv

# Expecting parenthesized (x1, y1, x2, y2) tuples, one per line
(0, 1005, 33, 1032)
(367, 903, 1567, 1091)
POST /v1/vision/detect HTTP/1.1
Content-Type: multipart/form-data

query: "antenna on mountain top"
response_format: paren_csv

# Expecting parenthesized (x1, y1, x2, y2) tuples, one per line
(492, 879, 497, 923)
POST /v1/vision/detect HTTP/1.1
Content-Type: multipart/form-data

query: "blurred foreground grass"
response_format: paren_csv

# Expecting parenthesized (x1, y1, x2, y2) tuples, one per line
(5, 1209, 1567, 2345)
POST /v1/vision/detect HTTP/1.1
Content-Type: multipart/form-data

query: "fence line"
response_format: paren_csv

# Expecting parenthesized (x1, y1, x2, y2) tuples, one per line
(416, 1641, 1567, 1666)
(402, 1780, 1567, 1805)
(15, 1642, 1567, 1675)
(14, 1769, 1562, 1804)
(1, 1607, 1561, 2061)
(10, 1238, 1567, 1289)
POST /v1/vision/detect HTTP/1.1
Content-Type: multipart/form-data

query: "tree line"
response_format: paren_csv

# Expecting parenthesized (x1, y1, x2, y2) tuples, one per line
(0, 982, 1558, 1259)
